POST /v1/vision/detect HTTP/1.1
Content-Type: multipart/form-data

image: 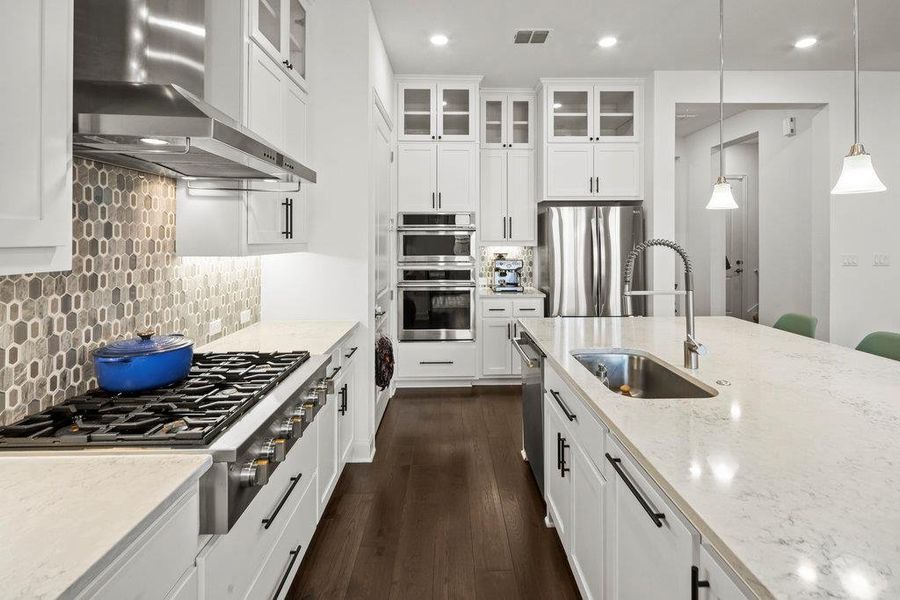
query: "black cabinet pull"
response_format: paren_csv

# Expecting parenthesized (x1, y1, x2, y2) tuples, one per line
(589, 176, 593, 193)
(507, 322, 511, 339)
(432, 191, 435, 209)
(287, 198, 293, 239)
(519, 308, 536, 312)
(606, 453, 666, 528)
(282, 59, 290, 67)
(262, 473, 303, 529)
(281, 198, 291, 238)
(595, 176, 600, 192)
(344, 346, 358, 359)
(438, 134, 442, 139)
(419, 360, 453, 365)
(691, 566, 711, 600)
(503, 217, 507, 238)
(272, 544, 303, 600)
(548, 389, 577, 422)
(560, 435, 570, 477)
(339, 384, 348, 415)
(508, 217, 512, 238)
(431, 135, 435, 139)
(438, 192, 442, 209)
(556, 432, 563, 472)
(488, 308, 505, 312)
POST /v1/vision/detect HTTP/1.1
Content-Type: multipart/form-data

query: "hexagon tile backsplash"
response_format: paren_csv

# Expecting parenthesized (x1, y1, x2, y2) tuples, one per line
(0, 159, 261, 425)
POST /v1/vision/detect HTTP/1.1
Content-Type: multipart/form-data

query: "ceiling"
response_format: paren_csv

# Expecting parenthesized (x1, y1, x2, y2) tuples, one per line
(370, 0, 900, 87)
(674, 103, 825, 136)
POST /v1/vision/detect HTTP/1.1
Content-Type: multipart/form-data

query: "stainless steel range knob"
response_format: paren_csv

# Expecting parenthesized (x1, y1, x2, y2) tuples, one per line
(279, 416, 302, 438)
(262, 438, 287, 463)
(239, 458, 270, 487)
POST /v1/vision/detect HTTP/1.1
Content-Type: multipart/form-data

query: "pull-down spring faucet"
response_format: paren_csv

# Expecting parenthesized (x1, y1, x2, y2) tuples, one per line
(623, 239, 706, 369)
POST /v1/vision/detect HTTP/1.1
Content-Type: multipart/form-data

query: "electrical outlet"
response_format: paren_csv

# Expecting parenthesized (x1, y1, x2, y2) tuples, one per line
(841, 254, 859, 267)
(874, 253, 891, 267)
(240, 309, 252, 324)
(208, 318, 223, 336)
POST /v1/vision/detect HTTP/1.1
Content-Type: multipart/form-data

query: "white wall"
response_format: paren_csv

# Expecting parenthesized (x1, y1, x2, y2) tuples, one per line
(677, 108, 825, 333)
(261, 0, 394, 457)
(654, 71, 900, 347)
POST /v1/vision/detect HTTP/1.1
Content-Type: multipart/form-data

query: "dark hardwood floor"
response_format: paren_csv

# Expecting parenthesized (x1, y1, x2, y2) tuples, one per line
(287, 386, 580, 600)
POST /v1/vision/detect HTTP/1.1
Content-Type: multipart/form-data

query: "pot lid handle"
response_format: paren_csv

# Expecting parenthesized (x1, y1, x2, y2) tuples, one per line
(136, 328, 155, 341)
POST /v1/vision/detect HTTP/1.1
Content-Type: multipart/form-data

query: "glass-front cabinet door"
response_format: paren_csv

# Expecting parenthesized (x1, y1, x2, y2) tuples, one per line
(400, 84, 436, 141)
(437, 83, 476, 141)
(286, 0, 307, 84)
(507, 94, 533, 148)
(594, 87, 637, 141)
(481, 93, 506, 149)
(251, 0, 282, 61)
(548, 86, 592, 142)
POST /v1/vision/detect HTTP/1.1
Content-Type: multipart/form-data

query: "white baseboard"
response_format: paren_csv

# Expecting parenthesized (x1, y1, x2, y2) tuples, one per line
(544, 514, 554, 529)
(394, 378, 474, 389)
(349, 438, 375, 463)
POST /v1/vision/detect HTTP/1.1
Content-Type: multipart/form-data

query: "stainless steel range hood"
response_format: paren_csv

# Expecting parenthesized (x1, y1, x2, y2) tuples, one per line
(72, 0, 315, 186)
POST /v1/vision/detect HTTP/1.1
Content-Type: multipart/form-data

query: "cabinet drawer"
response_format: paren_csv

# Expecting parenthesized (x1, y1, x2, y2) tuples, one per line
(340, 339, 360, 367)
(397, 341, 476, 378)
(85, 487, 200, 600)
(545, 363, 608, 474)
(513, 298, 544, 316)
(198, 426, 317, 600)
(482, 298, 513, 317)
(244, 472, 319, 600)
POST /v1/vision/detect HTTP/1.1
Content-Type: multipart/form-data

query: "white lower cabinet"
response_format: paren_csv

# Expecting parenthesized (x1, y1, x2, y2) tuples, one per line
(337, 346, 358, 468)
(542, 362, 752, 600)
(396, 341, 477, 381)
(480, 297, 544, 378)
(165, 568, 198, 600)
(317, 373, 339, 516)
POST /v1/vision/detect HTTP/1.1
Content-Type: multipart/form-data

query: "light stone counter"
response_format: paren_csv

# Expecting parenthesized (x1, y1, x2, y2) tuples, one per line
(479, 286, 546, 298)
(198, 320, 358, 355)
(0, 453, 211, 599)
(518, 316, 900, 600)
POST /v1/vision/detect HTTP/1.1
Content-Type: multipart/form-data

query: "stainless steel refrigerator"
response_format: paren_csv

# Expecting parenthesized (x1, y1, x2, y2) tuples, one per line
(536, 202, 646, 317)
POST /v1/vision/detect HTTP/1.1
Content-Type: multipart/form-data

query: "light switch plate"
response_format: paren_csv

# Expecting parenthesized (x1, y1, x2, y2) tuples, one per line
(240, 309, 252, 324)
(841, 254, 859, 267)
(208, 318, 223, 336)
(874, 253, 890, 267)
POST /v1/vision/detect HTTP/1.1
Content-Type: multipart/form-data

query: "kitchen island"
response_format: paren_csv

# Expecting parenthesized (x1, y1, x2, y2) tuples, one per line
(518, 316, 900, 599)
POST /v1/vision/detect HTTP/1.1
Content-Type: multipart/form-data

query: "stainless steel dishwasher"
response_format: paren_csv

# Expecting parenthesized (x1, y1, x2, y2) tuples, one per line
(513, 331, 545, 497)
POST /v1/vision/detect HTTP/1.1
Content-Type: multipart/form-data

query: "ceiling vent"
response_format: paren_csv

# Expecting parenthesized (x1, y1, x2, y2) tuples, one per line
(514, 29, 550, 44)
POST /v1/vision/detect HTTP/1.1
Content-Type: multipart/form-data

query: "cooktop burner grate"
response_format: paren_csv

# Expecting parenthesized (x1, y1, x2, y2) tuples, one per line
(0, 351, 310, 448)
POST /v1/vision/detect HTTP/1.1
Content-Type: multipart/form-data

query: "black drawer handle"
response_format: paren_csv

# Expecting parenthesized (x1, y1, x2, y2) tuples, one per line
(262, 473, 303, 529)
(557, 432, 570, 477)
(548, 389, 577, 422)
(691, 566, 711, 600)
(420, 360, 454, 365)
(272, 543, 303, 599)
(326, 366, 342, 381)
(488, 308, 506, 312)
(344, 346, 358, 359)
(606, 453, 666, 528)
(518, 308, 537, 312)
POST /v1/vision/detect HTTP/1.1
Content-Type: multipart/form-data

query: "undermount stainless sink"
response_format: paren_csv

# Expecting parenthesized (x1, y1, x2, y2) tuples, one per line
(572, 349, 718, 399)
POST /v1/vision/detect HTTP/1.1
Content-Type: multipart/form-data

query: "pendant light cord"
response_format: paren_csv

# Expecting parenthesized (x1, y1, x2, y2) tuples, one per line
(853, 0, 860, 145)
(718, 0, 725, 178)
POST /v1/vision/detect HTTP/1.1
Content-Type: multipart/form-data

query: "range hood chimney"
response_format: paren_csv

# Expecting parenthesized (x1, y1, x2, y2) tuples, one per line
(72, 0, 315, 186)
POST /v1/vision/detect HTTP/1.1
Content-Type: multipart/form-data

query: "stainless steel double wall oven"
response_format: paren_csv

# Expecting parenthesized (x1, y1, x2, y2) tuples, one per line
(397, 213, 476, 341)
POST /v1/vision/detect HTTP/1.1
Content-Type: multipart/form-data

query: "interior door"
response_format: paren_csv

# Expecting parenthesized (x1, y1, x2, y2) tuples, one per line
(479, 149, 507, 242)
(247, 43, 285, 149)
(546, 144, 593, 198)
(506, 150, 534, 243)
(725, 176, 748, 320)
(436, 143, 476, 211)
(593, 144, 641, 197)
(397, 143, 437, 211)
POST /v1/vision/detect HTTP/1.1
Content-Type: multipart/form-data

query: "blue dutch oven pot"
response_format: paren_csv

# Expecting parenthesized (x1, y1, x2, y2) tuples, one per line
(92, 329, 194, 393)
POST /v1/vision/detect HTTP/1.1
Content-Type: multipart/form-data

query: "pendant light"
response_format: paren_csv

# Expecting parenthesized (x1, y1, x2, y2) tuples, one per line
(706, 0, 738, 210)
(831, 0, 886, 194)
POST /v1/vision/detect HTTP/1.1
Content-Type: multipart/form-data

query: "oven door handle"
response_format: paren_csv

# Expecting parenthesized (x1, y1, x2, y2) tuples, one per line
(396, 283, 476, 290)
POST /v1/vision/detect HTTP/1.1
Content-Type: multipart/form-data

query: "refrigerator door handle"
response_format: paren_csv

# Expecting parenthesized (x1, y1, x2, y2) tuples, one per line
(590, 210, 601, 316)
(596, 208, 610, 316)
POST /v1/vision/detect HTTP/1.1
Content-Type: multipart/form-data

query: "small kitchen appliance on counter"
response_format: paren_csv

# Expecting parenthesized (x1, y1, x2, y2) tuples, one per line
(491, 256, 524, 293)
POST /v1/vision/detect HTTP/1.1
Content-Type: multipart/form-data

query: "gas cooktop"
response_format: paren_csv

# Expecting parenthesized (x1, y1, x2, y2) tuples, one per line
(0, 352, 310, 448)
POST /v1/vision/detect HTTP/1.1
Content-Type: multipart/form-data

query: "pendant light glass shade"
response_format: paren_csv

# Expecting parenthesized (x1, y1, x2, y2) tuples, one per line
(707, 177, 739, 210)
(832, 147, 887, 195)
(832, 0, 886, 195)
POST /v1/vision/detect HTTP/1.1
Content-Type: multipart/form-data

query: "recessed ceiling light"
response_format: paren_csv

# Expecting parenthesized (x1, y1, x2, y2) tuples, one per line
(552, 102, 562, 109)
(597, 36, 618, 48)
(430, 34, 449, 47)
(794, 36, 817, 49)
(139, 137, 168, 146)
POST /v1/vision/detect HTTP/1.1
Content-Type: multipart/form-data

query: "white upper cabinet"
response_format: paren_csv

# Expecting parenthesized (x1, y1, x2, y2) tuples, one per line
(546, 144, 594, 198)
(594, 145, 641, 197)
(479, 149, 506, 241)
(436, 143, 477, 210)
(481, 91, 534, 149)
(398, 78, 480, 142)
(545, 81, 640, 143)
(0, 0, 72, 276)
(397, 143, 438, 211)
(397, 142, 476, 212)
(249, 0, 308, 90)
(247, 43, 287, 149)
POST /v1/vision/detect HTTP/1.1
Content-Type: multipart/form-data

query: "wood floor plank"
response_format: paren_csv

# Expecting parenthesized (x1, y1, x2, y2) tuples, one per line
(288, 388, 579, 600)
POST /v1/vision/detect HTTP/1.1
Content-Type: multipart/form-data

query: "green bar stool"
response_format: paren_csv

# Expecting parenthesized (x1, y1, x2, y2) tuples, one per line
(856, 332, 900, 362)
(773, 313, 818, 338)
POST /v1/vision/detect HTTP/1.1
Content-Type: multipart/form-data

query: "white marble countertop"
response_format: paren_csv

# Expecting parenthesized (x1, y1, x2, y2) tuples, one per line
(0, 453, 211, 600)
(479, 286, 545, 298)
(199, 320, 358, 355)
(518, 316, 900, 600)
